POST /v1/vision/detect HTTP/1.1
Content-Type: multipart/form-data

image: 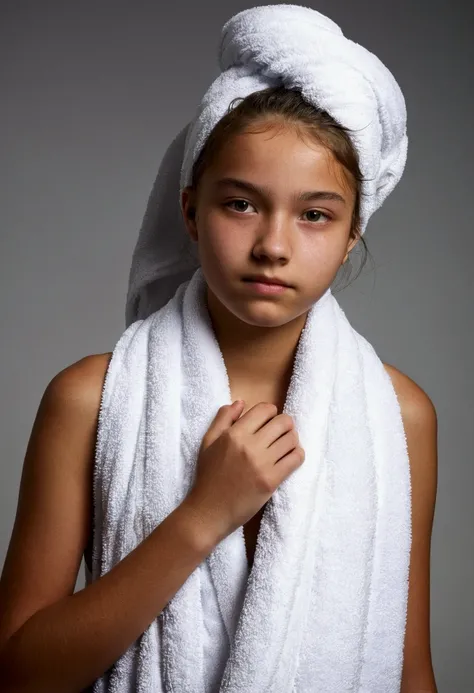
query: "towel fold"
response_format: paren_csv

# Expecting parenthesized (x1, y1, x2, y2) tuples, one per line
(88, 266, 411, 692)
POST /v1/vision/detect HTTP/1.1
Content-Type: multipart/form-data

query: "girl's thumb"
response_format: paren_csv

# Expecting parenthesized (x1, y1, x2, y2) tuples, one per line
(213, 400, 243, 419)
(206, 400, 244, 446)
(224, 400, 245, 422)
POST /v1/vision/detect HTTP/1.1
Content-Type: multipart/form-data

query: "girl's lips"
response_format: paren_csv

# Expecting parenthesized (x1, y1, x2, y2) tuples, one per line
(242, 280, 289, 294)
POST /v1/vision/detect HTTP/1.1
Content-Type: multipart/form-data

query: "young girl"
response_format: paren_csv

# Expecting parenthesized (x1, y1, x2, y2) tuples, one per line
(0, 5, 438, 692)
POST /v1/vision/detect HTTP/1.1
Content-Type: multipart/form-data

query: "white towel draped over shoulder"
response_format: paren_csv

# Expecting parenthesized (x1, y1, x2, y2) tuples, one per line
(87, 267, 412, 692)
(87, 4, 412, 690)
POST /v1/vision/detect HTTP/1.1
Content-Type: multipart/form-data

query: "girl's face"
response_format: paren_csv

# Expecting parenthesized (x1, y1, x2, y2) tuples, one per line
(181, 122, 358, 328)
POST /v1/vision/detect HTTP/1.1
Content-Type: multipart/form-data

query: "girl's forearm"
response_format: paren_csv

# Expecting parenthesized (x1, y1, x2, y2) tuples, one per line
(0, 499, 218, 693)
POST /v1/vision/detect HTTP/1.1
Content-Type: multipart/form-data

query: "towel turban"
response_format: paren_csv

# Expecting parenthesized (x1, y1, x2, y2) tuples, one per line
(125, 4, 408, 326)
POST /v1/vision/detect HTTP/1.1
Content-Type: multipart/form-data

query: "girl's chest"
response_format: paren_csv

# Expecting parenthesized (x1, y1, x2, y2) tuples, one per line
(243, 504, 266, 572)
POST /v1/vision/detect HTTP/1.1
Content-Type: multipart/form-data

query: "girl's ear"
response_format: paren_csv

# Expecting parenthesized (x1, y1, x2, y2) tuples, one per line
(344, 236, 360, 263)
(180, 187, 198, 243)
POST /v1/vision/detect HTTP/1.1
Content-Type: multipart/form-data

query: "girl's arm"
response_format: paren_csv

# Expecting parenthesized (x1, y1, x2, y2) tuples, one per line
(0, 355, 219, 693)
(385, 365, 439, 693)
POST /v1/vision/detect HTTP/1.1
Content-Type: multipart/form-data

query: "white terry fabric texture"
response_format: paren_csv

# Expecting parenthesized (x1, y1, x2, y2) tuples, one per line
(84, 4, 412, 691)
(86, 266, 412, 692)
(125, 3, 408, 328)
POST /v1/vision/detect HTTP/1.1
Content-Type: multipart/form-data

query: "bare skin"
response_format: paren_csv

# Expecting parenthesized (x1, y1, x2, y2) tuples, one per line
(179, 122, 438, 689)
(0, 351, 437, 692)
(181, 122, 358, 400)
(0, 354, 226, 691)
(0, 122, 438, 691)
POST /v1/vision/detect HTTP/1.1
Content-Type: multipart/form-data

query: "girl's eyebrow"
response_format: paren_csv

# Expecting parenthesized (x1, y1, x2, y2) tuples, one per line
(214, 177, 347, 205)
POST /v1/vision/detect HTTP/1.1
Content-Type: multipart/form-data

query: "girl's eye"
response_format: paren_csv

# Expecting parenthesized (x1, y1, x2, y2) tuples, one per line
(304, 210, 330, 223)
(225, 199, 255, 213)
(225, 201, 330, 223)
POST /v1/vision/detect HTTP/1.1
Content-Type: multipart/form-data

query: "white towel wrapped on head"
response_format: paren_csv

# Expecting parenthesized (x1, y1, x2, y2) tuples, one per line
(126, 3, 408, 326)
(181, 4, 407, 225)
(87, 5, 412, 692)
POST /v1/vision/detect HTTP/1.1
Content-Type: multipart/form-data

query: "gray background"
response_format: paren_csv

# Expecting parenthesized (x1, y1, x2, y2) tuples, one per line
(1, 1, 473, 690)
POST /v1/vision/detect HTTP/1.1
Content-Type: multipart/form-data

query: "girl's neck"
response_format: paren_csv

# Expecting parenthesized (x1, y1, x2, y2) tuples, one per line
(206, 286, 308, 411)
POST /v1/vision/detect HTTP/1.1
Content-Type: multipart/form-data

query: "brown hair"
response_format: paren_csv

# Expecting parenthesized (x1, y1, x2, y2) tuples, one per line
(188, 86, 373, 291)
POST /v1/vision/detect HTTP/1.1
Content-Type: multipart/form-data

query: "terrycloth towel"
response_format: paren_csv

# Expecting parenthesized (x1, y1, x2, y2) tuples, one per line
(88, 4, 412, 690)
(88, 266, 412, 692)
(125, 3, 407, 326)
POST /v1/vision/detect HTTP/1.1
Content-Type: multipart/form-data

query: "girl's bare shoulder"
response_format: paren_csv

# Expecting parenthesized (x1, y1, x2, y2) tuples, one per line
(0, 352, 113, 649)
(49, 352, 113, 407)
